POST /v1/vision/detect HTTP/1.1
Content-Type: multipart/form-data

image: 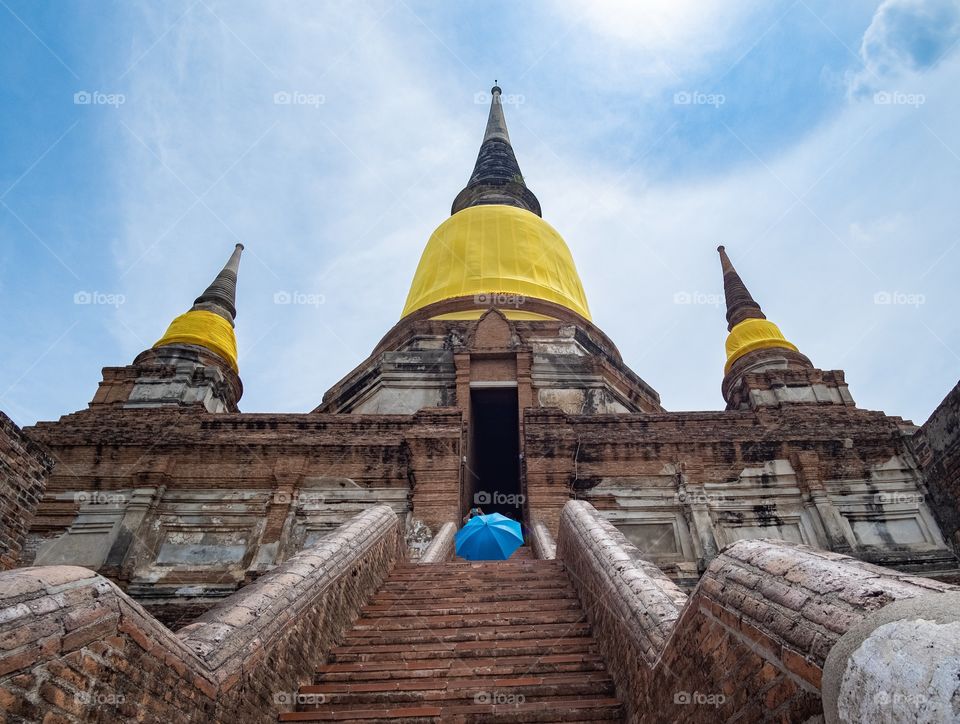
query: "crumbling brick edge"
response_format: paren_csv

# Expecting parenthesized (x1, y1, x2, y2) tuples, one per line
(0, 411, 54, 571)
(529, 517, 556, 560)
(0, 505, 404, 723)
(418, 521, 456, 564)
(556, 499, 958, 723)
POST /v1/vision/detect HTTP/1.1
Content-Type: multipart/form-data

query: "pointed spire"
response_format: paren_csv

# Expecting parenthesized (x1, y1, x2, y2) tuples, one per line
(193, 243, 244, 323)
(482, 84, 510, 143)
(718, 245, 766, 331)
(451, 85, 542, 217)
(153, 244, 244, 373)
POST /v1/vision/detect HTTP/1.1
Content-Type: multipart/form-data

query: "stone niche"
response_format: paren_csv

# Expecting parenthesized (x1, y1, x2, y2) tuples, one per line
(826, 455, 951, 570)
(582, 465, 700, 585)
(286, 476, 410, 552)
(581, 455, 956, 584)
(31, 488, 151, 570)
(127, 490, 268, 594)
(706, 459, 822, 548)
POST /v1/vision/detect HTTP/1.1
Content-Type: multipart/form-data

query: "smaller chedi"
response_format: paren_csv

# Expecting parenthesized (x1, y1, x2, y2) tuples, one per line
(1, 83, 960, 724)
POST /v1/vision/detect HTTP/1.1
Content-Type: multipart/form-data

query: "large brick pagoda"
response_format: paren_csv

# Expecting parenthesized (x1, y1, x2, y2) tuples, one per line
(3, 86, 960, 723)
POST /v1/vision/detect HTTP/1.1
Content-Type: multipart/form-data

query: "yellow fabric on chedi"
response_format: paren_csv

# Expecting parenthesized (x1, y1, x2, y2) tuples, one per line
(154, 310, 239, 373)
(724, 318, 798, 374)
(401, 205, 591, 320)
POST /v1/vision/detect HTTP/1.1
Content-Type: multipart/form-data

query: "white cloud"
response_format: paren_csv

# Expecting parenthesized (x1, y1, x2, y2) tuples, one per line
(99, 1, 960, 425)
(549, 0, 757, 89)
(538, 48, 960, 420)
(849, 0, 960, 95)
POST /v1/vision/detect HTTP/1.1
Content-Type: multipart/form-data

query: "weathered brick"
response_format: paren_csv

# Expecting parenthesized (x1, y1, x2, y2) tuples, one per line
(782, 647, 821, 688)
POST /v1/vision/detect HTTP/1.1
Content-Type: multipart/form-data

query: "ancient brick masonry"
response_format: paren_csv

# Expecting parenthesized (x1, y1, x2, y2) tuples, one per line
(0, 412, 53, 571)
(557, 500, 957, 723)
(529, 403, 956, 589)
(0, 506, 402, 723)
(21, 408, 460, 625)
(915, 380, 960, 552)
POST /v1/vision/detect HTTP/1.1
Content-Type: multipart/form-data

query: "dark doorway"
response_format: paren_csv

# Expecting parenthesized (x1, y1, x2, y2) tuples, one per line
(466, 387, 523, 522)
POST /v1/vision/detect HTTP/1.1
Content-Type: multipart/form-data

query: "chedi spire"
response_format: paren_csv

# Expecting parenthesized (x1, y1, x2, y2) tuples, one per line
(193, 242, 244, 322)
(718, 245, 766, 331)
(716, 245, 799, 375)
(153, 244, 244, 372)
(451, 84, 542, 217)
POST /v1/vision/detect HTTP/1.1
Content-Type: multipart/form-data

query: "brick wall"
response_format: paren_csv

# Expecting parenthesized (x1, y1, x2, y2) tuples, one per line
(0, 412, 53, 570)
(20, 408, 460, 606)
(916, 380, 960, 551)
(557, 500, 957, 723)
(0, 505, 403, 723)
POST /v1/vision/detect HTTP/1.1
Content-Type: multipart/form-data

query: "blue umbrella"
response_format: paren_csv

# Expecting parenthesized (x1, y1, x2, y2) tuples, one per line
(455, 513, 524, 560)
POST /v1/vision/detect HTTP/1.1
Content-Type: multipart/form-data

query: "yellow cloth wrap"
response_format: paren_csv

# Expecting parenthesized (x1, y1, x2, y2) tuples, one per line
(430, 310, 558, 321)
(724, 318, 799, 374)
(402, 205, 591, 320)
(153, 310, 239, 373)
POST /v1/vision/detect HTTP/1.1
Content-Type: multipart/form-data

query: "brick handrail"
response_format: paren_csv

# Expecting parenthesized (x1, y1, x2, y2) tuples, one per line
(529, 517, 556, 560)
(0, 505, 403, 723)
(556, 499, 957, 723)
(417, 522, 456, 564)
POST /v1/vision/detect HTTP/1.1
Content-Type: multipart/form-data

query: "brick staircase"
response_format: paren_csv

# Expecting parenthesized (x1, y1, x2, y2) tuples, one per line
(279, 548, 624, 722)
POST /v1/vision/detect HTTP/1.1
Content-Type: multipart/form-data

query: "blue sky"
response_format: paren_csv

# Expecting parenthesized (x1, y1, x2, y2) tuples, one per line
(2, 0, 959, 426)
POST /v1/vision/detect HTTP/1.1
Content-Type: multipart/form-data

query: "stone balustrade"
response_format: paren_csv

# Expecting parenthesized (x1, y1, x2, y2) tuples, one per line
(528, 517, 556, 559)
(0, 505, 403, 723)
(557, 499, 958, 723)
(417, 521, 456, 564)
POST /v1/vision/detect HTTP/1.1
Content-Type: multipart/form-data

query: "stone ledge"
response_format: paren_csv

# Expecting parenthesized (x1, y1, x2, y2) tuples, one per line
(556, 499, 958, 723)
(0, 505, 403, 723)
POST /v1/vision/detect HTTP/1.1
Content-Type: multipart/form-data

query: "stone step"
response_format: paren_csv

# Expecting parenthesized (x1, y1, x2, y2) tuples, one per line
(387, 562, 564, 576)
(361, 598, 580, 617)
(368, 588, 576, 605)
(377, 573, 567, 589)
(392, 560, 560, 574)
(388, 565, 564, 577)
(282, 558, 623, 723)
(316, 653, 607, 681)
(330, 637, 598, 663)
(348, 609, 586, 633)
(298, 672, 616, 706)
(373, 583, 572, 598)
(342, 622, 592, 646)
(280, 696, 622, 722)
